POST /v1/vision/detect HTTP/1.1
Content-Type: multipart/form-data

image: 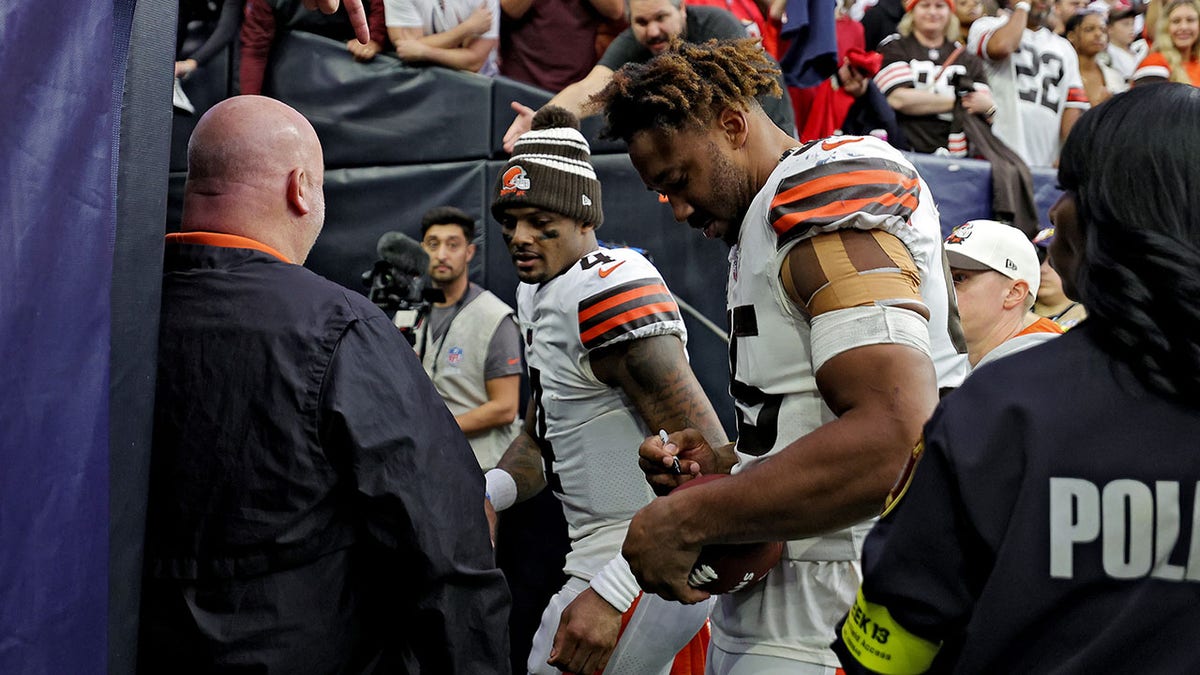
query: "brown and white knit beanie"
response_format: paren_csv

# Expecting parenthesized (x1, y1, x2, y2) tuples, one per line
(491, 105, 604, 227)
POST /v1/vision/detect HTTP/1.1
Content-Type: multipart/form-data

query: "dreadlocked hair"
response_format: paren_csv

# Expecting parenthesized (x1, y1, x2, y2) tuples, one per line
(594, 38, 782, 142)
(1058, 84, 1200, 406)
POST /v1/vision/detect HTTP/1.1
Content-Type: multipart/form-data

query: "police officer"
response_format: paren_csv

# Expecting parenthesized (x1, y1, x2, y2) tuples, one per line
(833, 84, 1200, 673)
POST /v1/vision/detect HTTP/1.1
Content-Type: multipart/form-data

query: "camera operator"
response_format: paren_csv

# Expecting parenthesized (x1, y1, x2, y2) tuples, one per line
(412, 206, 523, 473)
(364, 229, 445, 345)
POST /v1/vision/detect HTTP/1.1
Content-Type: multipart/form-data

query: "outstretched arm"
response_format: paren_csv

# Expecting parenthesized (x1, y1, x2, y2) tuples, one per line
(501, 65, 615, 152)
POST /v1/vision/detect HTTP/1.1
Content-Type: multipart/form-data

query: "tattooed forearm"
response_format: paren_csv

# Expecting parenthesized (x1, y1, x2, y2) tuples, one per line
(498, 431, 547, 502)
(606, 334, 728, 447)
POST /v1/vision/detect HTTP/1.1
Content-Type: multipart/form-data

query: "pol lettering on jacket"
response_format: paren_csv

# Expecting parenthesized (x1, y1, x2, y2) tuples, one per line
(1049, 478, 1200, 581)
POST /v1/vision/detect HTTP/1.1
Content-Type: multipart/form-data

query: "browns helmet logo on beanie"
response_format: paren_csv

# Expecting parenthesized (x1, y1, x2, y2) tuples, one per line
(491, 105, 604, 227)
(500, 166, 530, 196)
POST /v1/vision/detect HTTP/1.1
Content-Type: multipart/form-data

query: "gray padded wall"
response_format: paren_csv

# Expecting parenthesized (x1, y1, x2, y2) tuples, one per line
(267, 32, 493, 167)
(909, 155, 995, 234)
(311, 162, 490, 292)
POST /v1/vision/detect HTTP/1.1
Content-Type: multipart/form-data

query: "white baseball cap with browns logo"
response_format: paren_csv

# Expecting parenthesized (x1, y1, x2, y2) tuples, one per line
(945, 219, 1041, 297)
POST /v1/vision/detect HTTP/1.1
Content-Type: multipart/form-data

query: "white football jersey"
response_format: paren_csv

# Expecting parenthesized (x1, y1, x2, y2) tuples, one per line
(517, 246, 686, 580)
(968, 18, 1089, 167)
(712, 135, 966, 664)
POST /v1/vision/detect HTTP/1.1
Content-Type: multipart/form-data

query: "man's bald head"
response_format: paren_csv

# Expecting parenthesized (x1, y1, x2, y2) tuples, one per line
(188, 95, 322, 185)
(183, 96, 326, 262)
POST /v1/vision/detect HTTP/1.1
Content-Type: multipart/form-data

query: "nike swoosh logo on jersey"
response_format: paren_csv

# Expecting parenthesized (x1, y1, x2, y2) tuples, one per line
(821, 137, 864, 151)
(598, 261, 626, 278)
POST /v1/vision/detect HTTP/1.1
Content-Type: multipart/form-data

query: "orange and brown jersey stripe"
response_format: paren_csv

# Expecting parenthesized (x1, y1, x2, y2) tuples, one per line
(1066, 87, 1090, 106)
(578, 279, 680, 350)
(769, 158, 921, 247)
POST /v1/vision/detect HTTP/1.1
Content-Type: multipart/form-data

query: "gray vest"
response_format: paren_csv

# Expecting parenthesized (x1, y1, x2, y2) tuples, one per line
(418, 289, 521, 470)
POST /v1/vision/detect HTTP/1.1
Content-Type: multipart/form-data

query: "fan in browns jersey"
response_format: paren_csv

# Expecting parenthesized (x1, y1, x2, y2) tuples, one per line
(484, 105, 726, 675)
(875, 0, 996, 156)
(966, 0, 1090, 167)
(594, 38, 967, 673)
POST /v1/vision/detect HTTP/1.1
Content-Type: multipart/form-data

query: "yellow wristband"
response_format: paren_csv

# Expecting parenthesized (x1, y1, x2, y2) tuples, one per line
(839, 588, 941, 674)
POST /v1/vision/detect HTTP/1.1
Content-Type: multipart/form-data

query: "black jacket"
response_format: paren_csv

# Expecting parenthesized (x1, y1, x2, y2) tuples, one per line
(140, 239, 510, 674)
(834, 325, 1200, 673)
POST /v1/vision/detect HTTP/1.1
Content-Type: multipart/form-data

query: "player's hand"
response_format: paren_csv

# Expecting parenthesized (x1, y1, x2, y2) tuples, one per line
(548, 588, 621, 674)
(303, 0, 369, 44)
(502, 101, 536, 154)
(623, 496, 711, 604)
(639, 428, 712, 496)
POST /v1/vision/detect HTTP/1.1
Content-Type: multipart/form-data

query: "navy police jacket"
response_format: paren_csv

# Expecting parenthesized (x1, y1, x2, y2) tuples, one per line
(833, 323, 1200, 673)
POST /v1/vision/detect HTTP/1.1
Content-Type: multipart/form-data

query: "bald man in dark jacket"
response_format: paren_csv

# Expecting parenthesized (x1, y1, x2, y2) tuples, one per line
(139, 95, 510, 674)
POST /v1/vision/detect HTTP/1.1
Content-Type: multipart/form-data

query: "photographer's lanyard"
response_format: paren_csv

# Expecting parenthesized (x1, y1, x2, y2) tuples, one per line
(418, 292, 468, 378)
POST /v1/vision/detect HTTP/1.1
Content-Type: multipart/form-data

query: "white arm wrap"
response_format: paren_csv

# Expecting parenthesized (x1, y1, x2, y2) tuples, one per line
(589, 554, 641, 614)
(810, 305, 932, 373)
(484, 468, 517, 512)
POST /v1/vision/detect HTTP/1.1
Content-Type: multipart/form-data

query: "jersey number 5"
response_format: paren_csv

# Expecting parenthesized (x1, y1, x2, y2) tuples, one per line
(728, 305, 784, 457)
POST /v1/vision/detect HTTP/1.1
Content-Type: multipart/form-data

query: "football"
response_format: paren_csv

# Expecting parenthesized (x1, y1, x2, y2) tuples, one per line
(671, 474, 784, 594)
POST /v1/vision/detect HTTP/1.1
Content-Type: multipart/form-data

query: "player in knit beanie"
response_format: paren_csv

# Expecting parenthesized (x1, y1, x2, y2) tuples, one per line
(491, 106, 604, 227)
